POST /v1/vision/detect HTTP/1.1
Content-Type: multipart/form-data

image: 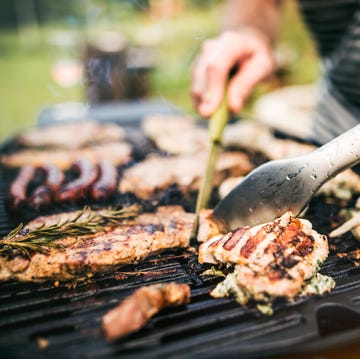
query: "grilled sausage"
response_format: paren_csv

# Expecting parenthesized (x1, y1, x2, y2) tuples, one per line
(28, 164, 65, 208)
(102, 282, 190, 342)
(56, 159, 98, 202)
(91, 160, 118, 201)
(7, 165, 36, 211)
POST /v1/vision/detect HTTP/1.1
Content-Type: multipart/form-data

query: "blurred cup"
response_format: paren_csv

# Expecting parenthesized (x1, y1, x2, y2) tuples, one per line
(84, 31, 128, 103)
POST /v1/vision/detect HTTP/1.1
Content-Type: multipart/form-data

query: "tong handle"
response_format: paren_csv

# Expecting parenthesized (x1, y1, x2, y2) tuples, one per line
(193, 95, 229, 237)
(208, 94, 229, 143)
(307, 124, 360, 188)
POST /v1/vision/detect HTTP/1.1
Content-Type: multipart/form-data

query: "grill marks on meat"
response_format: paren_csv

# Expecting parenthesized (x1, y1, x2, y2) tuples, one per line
(119, 152, 254, 200)
(0, 206, 194, 282)
(56, 159, 98, 202)
(102, 282, 190, 342)
(199, 212, 329, 299)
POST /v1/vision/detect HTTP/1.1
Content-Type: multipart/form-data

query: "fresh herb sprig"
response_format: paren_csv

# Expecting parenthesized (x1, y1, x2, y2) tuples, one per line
(0, 205, 140, 258)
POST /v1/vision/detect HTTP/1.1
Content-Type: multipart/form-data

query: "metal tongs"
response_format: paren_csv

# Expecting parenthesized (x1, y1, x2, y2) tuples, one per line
(213, 124, 360, 231)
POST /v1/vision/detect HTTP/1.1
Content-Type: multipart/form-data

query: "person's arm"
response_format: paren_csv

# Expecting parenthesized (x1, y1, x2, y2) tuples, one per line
(221, 0, 281, 44)
(191, 0, 283, 117)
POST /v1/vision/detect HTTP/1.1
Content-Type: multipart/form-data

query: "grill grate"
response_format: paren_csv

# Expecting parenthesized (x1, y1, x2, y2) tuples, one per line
(0, 134, 360, 359)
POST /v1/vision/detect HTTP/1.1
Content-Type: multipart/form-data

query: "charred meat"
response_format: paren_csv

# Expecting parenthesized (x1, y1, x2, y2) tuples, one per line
(91, 160, 118, 201)
(6, 160, 120, 211)
(199, 211, 331, 301)
(119, 152, 254, 200)
(6, 165, 36, 211)
(28, 164, 65, 209)
(56, 159, 98, 202)
(102, 282, 190, 342)
(0, 206, 194, 282)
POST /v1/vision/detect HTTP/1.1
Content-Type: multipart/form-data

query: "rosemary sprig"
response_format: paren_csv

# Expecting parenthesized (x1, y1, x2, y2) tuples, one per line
(0, 204, 141, 258)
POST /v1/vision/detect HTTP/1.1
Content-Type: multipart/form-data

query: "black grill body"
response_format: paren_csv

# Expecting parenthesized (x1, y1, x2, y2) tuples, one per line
(0, 103, 359, 359)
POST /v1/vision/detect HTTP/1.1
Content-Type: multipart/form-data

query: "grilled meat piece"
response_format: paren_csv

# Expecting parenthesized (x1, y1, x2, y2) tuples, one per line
(56, 159, 98, 202)
(197, 209, 222, 243)
(222, 120, 316, 160)
(199, 211, 329, 299)
(15, 120, 125, 149)
(337, 249, 360, 267)
(102, 282, 190, 342)
(316, 169, 360, 201)
(6, 165, 36, 211)
(142, 116, 315, 159)
(28, 164, 65, 209)
(119, 152, 254, 200)
(218, 176, 244, 200)
(91, 160, 118, 201)
(1, 142, 133, 170)
(0, 206, 194, 282)
(142, 115, 208, 155)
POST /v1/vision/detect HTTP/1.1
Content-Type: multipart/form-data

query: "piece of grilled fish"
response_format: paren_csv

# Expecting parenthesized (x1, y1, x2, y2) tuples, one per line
(0, 206, 194, 282)
(198, 211, 329, 299)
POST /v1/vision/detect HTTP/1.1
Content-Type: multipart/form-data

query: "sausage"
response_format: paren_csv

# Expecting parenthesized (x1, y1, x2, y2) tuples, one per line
(28, 164, 65, 208)
(56, 159, 98, 202)
(102, 283, 190, 342)
(91, 160, 118, 200)
(7, 165, 36, 211)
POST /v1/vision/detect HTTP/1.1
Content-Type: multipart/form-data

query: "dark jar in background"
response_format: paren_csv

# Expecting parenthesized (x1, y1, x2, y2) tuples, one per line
(84, 31, 154, 103)
(84, 32, 128, 103)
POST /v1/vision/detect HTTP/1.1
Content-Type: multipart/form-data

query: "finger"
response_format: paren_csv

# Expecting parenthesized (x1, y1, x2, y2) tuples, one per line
(197, 59, 229, 117)
(192, 63, 215, 117)
(197, 36, 245, 116)
(198, 31, 267, 116)
(191, 39, 216, 99)
(228, 51, 275, 112)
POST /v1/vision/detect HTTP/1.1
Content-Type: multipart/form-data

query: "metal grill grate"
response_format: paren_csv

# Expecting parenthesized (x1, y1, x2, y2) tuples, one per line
(0, 127, 360, 359)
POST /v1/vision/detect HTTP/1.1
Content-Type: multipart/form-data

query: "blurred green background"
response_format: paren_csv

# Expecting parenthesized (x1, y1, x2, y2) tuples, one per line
(0, 0, 319, 142)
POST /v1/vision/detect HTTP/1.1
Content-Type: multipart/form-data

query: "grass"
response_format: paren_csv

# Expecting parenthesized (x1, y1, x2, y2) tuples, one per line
(0, 1, 318, 142)
(0, 28, 83, 140)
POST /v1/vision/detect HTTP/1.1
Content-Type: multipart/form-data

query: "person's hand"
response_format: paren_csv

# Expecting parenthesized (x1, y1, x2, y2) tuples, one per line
(191, 28, 276, 117)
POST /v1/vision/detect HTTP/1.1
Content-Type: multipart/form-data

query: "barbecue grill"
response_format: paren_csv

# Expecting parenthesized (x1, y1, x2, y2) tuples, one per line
(0, 101, 359, 359)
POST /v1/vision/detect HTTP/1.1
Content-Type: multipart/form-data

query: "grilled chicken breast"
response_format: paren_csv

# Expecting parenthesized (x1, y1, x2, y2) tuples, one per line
(0, 206, 194, 282)
(199, 211, 329, 299)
